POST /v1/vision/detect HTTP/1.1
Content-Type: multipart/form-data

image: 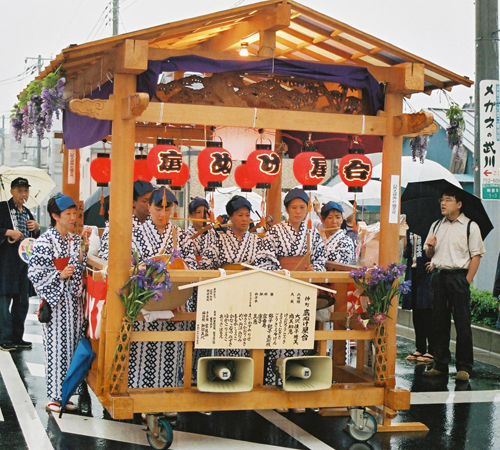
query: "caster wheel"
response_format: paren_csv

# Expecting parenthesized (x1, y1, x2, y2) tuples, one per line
(347, 412, 377, 442)
(147, 418, 174, 449)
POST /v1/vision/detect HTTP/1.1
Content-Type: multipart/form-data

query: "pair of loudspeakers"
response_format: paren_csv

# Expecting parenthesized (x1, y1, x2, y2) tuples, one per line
(197, 355, 332, 393)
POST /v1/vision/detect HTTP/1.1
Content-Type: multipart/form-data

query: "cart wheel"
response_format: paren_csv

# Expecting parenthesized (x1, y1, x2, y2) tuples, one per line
(147, 418, 174, 450)
(346, 412, 377, 442)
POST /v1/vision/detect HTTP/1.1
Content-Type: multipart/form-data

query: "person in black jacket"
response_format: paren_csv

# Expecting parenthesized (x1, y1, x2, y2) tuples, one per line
(493, 253, 500, 329)
(0, 177, 40, 351)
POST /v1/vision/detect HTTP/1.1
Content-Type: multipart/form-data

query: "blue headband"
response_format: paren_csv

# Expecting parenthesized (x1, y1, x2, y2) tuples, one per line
(321, 201, 344, 214)
(226, 196, 253, 215)
(189, 197, 209, 212)
(133, 180, 154, 197)
(151, 187, 178, 206)
(52, 193, 76, 212)
(284, 188, 309, 206)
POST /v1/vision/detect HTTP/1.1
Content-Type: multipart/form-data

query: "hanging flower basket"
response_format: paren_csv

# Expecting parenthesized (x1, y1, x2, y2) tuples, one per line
(445, 102, 465, 150)
(10, 66, 65, 143)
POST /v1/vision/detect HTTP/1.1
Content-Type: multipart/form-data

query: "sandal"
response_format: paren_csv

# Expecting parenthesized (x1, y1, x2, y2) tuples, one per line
(46, 401, 61, 413)
(416, 353, 434, 363)
(65, 401, 78, 411)
(406, 352, 422, 361)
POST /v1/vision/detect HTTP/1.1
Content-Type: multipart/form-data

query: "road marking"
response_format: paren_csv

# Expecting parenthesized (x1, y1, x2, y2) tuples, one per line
(23, 333, 43, 345)
(54, 414, 297, 449)
(411, 390, 500, 405)
(0, 351, 54, 450)
(257, 409, 335, 450)
(0, 406, 4, 421)
(26, 314, 38, 322)
(26, 362, 45, 378)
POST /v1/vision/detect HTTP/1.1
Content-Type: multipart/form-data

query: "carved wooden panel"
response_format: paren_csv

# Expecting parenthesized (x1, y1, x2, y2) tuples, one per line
(156, 72, 370, 115)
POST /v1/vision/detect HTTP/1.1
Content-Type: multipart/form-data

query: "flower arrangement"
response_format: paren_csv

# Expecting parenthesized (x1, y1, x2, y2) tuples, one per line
(11, 67, 65, 143)
(409, 135, 430, 163)
(117, 250, 180, 321)
(350, 263, 411, 329)
(445, 102, 465, 150)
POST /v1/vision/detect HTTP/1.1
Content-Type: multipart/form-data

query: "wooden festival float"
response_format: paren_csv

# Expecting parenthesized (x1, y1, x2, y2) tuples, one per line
(20, 1, 472, 446)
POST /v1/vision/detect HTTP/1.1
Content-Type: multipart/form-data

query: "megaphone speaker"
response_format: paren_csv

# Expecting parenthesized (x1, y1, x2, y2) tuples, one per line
(275, 356, 332, 391)
(197, 357, 254, 393)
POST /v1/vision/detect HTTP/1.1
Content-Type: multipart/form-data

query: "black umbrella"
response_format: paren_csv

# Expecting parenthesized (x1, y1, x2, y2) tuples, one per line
(84, 187, 110, 227)
(401, 179, 494, 240)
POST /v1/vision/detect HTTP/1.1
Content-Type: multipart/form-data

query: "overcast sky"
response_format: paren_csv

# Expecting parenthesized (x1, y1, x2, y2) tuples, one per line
(0, 0, 481, 123)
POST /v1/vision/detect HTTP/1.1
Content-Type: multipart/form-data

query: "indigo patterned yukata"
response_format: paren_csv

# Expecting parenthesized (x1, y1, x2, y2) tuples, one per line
(199, 229, 262, 358)
(98, 215, 143, 260)
(185, 225, 216, 260)
(28, 227, 86, 402)
(323, 229, 356, 265)
(254, 221, 326, 385)
(128, 219, 197, 389)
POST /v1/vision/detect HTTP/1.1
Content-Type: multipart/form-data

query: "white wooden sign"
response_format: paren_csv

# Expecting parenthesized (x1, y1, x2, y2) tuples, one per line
(193, 270, 318, 350)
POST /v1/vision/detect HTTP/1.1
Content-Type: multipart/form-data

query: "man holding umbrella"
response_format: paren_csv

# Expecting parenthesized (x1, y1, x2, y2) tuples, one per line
(423, 187, 485, 382)
(0, 177, 40, 351)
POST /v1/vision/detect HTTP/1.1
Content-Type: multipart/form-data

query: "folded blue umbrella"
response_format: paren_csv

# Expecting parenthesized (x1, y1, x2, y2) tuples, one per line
(59, 337, 96, 418)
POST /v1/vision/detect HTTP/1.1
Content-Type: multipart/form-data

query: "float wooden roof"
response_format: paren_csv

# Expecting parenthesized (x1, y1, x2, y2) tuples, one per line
(33, 0, 472, 98)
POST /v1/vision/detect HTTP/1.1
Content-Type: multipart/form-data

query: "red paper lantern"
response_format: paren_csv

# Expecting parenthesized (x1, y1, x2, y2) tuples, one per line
(90, 153, 111, 187)
(246, 144, 281, 189)
(197, 141, 232, 189)
(339, 151, 373, 192)
(170, 162, 190, 190)
(133, 155, 152, 182)
(234, 162, 256, 192)
(147, 139, 183, 185)
(293, 145, 327, 190)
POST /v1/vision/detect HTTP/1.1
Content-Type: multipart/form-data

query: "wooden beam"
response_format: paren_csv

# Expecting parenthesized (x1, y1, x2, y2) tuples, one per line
(386, 63, 425, 94)
(114, 39, 149, 74)
(121, 93, 149, 119)
(404, 121, 439, 138)
(393, 111, 434, 136)
(148, 47, 269, 62)
(198, 3, 291, 53)
(139, 102, 387, 136)
(69, 97, 114, 120)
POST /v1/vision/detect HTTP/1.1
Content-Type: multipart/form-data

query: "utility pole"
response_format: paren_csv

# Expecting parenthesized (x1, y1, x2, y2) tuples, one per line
(113, 0, 119, 36)
(474, 0, 499, 290)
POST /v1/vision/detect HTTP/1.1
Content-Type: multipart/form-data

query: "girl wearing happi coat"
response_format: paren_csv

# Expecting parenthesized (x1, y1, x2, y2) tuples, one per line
(28, 193, 90, 414)
(128, 187, 197, 390)
(199, 195, 262, 357)
(254, 188, 326, 393)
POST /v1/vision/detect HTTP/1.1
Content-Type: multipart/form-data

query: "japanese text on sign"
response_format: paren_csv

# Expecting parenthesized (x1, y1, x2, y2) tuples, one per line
(479, 80, 500, 200)
(195, 271, 317, 350)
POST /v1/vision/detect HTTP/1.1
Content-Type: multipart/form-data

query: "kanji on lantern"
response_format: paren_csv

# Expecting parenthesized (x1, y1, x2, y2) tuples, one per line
(293, 149, 327, 190)
(147, 141, 184, 185)
(338, 153, 373, 192)
(198, 141, 232, 188)
(246, 146, 281, 189)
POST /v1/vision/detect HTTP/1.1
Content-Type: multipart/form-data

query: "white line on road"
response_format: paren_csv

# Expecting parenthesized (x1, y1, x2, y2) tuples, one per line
(0, 406, 4, 421)
(257, 409, 336, 450)
(411, 389, 500, 405)
(0, 351, 54, 450)
(54, 413, 297, 449)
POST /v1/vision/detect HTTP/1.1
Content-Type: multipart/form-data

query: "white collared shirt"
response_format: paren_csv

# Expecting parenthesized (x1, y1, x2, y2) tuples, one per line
(424, 213, 485, 270)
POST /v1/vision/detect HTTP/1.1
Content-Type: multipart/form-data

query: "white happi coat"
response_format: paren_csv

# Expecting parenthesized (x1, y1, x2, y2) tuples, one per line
(185, 225, 217, 259)
(254, 221, 326, 385)
(28, 227, 86, 402)
(199, 229, 261, 270)
(254, 221, 326, 271)
(128, 220, 197, 389)
(98, 215, 143, 261)
(324, 229, 356, 265)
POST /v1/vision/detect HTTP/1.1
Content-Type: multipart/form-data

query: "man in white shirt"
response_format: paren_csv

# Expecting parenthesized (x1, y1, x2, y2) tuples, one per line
(423, 188, 485, 382)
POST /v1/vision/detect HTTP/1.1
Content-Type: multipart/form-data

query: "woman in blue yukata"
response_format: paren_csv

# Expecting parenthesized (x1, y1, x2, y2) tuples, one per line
(129, 187, 197, 400)
(28, 193, 90, 414)
(200, 195, 262, 357)
(316, 201, 355, 265)
(254, 188, 326, 412)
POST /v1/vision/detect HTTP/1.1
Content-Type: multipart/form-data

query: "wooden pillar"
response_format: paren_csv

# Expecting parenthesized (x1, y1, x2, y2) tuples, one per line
(378, 92, 404, 390)
(62, 145, 80, 201)
(103, 73, 137, 393)
(266, 130, 283, 224)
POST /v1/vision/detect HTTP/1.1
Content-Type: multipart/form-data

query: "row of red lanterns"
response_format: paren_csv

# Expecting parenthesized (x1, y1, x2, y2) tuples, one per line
(89, 140, 371, 192)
